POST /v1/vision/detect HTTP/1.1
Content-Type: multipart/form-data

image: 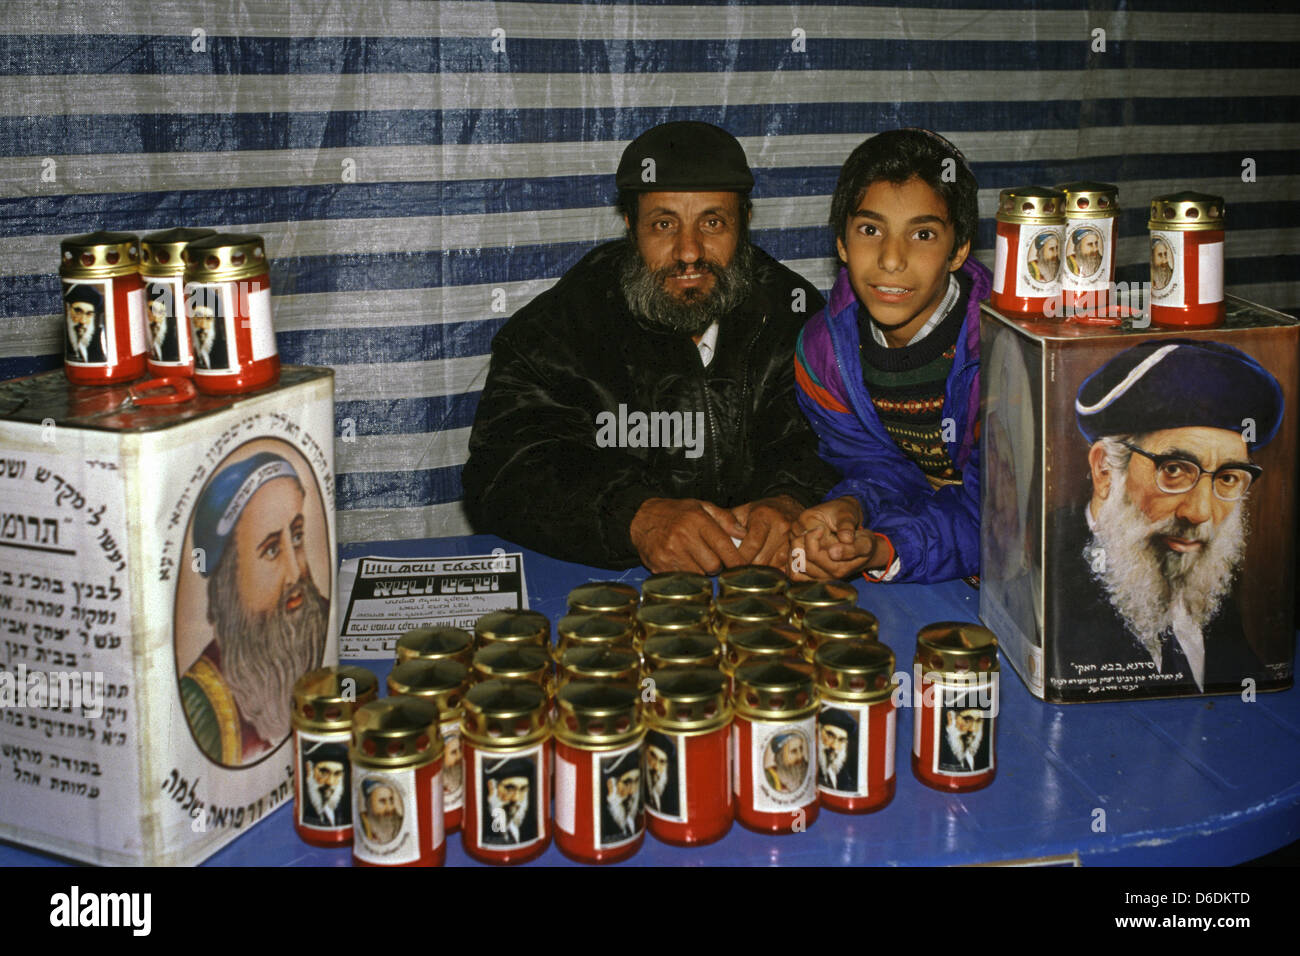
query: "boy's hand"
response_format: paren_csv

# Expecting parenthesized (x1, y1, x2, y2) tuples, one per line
(730, 495, 803, 569)
(789, 497, 879, 580)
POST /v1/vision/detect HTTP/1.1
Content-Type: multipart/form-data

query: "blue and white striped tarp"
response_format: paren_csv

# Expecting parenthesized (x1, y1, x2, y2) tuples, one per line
(2, 2, 1298, 546)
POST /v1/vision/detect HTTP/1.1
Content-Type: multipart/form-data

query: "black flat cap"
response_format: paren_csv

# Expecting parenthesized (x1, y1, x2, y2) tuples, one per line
(615, 121, 754, 193)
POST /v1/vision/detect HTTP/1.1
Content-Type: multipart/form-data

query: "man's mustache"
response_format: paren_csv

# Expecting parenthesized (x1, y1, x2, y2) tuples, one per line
(1148, 515, 1212, 546)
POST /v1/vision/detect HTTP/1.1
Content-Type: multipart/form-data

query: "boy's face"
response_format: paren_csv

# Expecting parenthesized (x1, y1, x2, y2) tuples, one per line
(836, 176, 969, 348)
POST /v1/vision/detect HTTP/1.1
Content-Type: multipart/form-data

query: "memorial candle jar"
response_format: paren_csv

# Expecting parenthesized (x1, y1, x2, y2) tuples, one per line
(717, 564, 790, 601)
(1148, 192, 1226, 329)
(182, 232, 279, 395)
(1057, 182, 1119, 320)
(139, 227, 215, 377)
(350, 697, 445, 867)
(814, 641, 897, 814)
(394, 625, 474, 667)
(786, 580, 858, 628)
(387, 659, 472, 833)
(461, 679, 552, 865)
(991, 187, 1066, 316)
(555, 612, 636, 657)
(732, 660, 819, 834)
(642, 633, 721, 673)
(911, 623, 999, 793)
(553, 682, 646, 864)
(643, 668, 733, 847)
(567, 581, 640, 618)
(721, 623, 804, 694)
(801, 607, 879, 662)
(557, 645, 642, 690)
(474, 608, 550, 649)
(59, 230, 147, 385)
(290, 666, 379, 847)
(640, 571, 713, 608)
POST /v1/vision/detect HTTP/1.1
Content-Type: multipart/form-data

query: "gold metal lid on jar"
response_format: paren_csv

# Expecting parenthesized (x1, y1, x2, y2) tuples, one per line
(387, 659, 472, 718)
(642, 632, 721, 671)
(995, 187, 1066, 225)
(461, 679, 550, 748)
(714, 593, 790, 641)
(292, 666, 380, 733)
(787, 580, 858, 622)
(723, 623, 804, 671)
(557, 645, 642, 688)
(1056, 181, 1120, 219)
(733, 660, 818, 721)
(555, 681, 643, 748)
(60, 231, 141, 279)
(471, 643, 552, 686)
(555, 612, 636, 656)
(394, 626, 474, 666)
(914, 622, 1000, 674)
(815, 640, 896, 704)
(567, 581, 639, 617)
(802, 607, 879, 660)
(644, 668, 731, 734)
(1148, 191, 1225, 231)
(636, 602, 711, 643)
(640, 571, 712, 606)
(717, 565, 790, 599)
(474, 609, 550, 648)
(140, 228, 218, 277)
(183, 232, 269, 283)
(350, 697, 442, 768)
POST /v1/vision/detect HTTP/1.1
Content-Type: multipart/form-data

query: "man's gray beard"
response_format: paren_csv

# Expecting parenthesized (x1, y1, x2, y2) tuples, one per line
(946, 721, 983, 767)
(776, 756, 809, 792)
(209, 549, 329, 748)
(1152, 263, 1172, 289)
(307, 774, 342, 819)
(820, 744, 846, 784)
(647, 765, 668, 806)
(367, 810, 402, 844)
(444, 760, 464, 798)
(1087, 470, 1248, 658)
(489, 789, 528, 840)
(1075, 250, 1102, 275)
(607, 786, 640, 833)
(619, 237, 755, 336)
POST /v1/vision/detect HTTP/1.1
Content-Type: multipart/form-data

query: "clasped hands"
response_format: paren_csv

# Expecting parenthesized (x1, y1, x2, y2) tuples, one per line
(629, 494, 884, 580)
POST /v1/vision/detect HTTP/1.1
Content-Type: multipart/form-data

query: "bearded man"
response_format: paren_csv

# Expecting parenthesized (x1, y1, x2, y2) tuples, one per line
(462, 121, 837, 573)
(643, 733, 679, 817)
(64, 284, 106, 364)
(939, 708, 988, 772)
(1150, 236, 1174, 291)
(1066, 227, 1104, 277)
(1057, 340, 1283, 696)
(180, 452, 330, 765)
(601, 751, 642, 842)
(482, 757, 535, 845)
(1027, 231, 1060, 283)
(301, 744, 347, 828)
(764, 731, 810, 794)
(817, 708, 856, 792)
(358, 780, 403, 845)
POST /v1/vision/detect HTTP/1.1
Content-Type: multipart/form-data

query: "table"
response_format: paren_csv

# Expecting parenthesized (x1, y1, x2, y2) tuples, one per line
(3, 533, 1297, 866)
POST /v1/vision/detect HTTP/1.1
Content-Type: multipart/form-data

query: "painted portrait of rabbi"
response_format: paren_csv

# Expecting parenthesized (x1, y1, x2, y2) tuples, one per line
(179, 451, 330, 766)
(1060, 340, 1284, 693)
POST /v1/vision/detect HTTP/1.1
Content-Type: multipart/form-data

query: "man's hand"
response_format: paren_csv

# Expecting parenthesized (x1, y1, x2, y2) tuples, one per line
(789, 496, 881, 580)
(630, 497, 745, 574)
(730, 495, 804, 568)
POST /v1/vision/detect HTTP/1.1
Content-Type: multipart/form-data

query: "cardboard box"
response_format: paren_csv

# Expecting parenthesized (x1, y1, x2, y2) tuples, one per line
(980, 300, 1297, 702)
(0, 367, 337, 863)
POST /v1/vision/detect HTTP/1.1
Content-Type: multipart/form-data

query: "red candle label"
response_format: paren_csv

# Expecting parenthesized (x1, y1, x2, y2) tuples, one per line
(748, 716, 816, 813)
(1149, 230, 1185, 307)
(295, 729, 352, 833)
(473, 744, 545, 850)
(145, 278, 193, 368)
(1014, 225, 1064, 298)
(187, 280, 276, 373)
(442, 717, 464, 817)
(1062, 220, 1114, 294)
(913, 668, 998, 777)
(816, 702, 894, 798)
(64, 278, 143, 366)
(643, 729, 685, 821)
(594, 741, 643, 850)
(352, 765, 443, 865)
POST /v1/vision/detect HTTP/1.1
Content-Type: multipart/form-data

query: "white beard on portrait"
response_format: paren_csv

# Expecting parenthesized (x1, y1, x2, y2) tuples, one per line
(306, 773, 343, 826)
(606, 786, 640, 836)
(488, 786, 528, 843)
(945, 719, 983, 771)
(646, 763, 669, 811)
(819, 742, 846, 788)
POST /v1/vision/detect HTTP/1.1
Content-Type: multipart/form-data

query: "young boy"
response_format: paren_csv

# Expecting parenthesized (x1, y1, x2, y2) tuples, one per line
(792, 128, 990, 583)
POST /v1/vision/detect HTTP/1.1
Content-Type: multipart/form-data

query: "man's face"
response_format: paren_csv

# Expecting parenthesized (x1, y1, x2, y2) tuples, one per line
(1120, 427, 1248, 542)
(646, 745, 668, 778)
(494, 775, 529, 812)
(954, 710, 982, 737)
(149, 297, 167, 337)
(780, 735, 807, 769)
(368, 785, 398, 818)
(192, 306, 215, 350)
(1152, 242, 1171, 270)
(630, 191, 744, 303)
(445, 733, 461, 770)
(67, 300, 95, 338)
(1079, 233, 1100, 259)
(1041, 237, 1060, 264)
(616, 768, 641, 799)
(836, 176, 968, 348)
(232, 478, 311, 619)
(311, 760, 344, 797)
(820, 724, 848, 758)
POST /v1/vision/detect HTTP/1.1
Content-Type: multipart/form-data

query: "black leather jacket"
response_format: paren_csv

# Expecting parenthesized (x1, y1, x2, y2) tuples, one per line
(462, 240, 839, 569)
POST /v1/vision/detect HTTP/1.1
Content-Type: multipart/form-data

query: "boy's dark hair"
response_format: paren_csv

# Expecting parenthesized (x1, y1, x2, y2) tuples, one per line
(617, 189, 753, 241)
(829, 128, 979, 259)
